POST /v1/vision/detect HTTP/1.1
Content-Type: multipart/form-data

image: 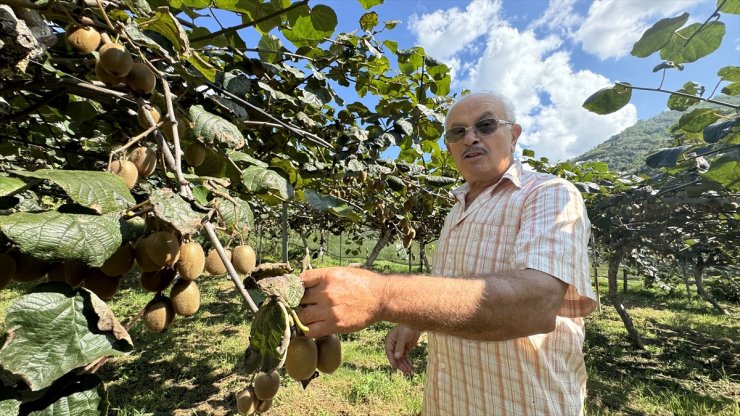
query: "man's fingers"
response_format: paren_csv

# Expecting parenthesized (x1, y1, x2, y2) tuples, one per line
(299, 268, 324, 288)
(304, 320, 329, 339)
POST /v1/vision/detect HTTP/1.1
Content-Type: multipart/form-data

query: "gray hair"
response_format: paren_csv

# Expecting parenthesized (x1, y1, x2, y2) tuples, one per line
(447, 91, 517, 123)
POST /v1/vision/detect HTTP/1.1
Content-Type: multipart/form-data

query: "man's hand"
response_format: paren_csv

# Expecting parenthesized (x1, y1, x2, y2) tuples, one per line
(298, 267, 386, 339)
(385, 324, 421, 375)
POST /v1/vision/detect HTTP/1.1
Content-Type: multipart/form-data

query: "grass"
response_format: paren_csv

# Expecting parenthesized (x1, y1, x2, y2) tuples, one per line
(1, 262, 738, 415)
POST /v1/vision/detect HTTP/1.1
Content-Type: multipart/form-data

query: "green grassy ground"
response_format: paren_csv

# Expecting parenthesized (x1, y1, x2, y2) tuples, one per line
(1, 262, 737, 415)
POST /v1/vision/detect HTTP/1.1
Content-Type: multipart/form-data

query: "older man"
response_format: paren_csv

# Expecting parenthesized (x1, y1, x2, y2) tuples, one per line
(299, 92, 597, 415)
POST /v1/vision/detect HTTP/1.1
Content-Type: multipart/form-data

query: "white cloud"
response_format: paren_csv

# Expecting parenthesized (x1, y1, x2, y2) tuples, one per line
(529, 0, 582, 35)
(573, 0, 703, 60)
(408, 0, 503, 75)
(408, 2, 638, 162)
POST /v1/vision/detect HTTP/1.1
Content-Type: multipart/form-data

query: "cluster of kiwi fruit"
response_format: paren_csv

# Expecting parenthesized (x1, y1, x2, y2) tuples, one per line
(108, 143, 157, 190)
(65, 25, 156, 95)
(0, 244, 134, 300)
(399, 217, 416, 249)
(234, 334, 342, 415)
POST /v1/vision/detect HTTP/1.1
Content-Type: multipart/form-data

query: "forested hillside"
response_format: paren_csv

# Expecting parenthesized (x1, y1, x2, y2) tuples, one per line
(573, 95, 739, 173)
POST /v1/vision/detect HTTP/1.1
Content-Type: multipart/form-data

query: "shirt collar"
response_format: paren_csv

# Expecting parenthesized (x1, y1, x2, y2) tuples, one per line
(451, 159, 523, 204)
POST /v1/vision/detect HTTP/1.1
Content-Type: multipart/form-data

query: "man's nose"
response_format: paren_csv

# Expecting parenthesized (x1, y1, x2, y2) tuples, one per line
(462, 127, 480, 145)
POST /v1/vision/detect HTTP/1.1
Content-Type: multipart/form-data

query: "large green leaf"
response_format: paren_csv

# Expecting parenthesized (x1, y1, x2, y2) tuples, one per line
(282, 4, 337, 48)
(28, 374, 108, 416)
(149, 188, 203, 236)
(258, 34, 283, 64)
(0, 176, 26, 197)
(360, 11, 378, 31)
(0, 285, 133, 391)
(631, 13, 689, 58)
(660, 22, 725, 64)
(247, 298, 291, 372)
(216, 196, 253, 235)
(678, 108, 721, 133)
(718, 0, 740, 14)
(241, 166, 294, 201)
(13, 170, 134, 214)
(358, 0, 383, 9)
(302, 189, 358, 220)
(189, 105, 245, 150)
(582, 83, 632, 115)
(702, 154, 740, 191)
(721, 82, 740, 96)
(645, 146, 690, 168)
(0, 399, 20, 415)
(718, 65, 740, 81)
(256, 274, 304, 308)
(667, 81, 702, 111)
(0, 212, 122, 267)
(136, 9, 190, 54)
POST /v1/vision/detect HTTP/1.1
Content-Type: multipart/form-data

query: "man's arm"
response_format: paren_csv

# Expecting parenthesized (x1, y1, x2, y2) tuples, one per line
(298, 266, 567, 340)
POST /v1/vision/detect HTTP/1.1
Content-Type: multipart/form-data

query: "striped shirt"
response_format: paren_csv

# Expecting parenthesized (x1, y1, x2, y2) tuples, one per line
(424, 160, 597, 415)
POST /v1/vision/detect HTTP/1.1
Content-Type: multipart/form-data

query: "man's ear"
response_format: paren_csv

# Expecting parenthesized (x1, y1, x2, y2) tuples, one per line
(510, 123, 522, 152)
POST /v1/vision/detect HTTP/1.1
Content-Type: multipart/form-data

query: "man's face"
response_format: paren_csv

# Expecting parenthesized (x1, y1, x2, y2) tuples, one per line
(444, 95, 521, 187)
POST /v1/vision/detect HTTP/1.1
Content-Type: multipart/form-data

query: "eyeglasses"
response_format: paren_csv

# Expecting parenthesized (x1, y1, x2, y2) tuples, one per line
(444, 118, 513, 143)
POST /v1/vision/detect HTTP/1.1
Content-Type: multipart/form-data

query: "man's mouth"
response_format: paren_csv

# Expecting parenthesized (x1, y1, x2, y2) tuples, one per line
(463, 149, 486, 159)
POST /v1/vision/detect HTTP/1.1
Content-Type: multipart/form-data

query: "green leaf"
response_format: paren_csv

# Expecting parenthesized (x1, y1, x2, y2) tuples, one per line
(0, 212, 122, 267)
(189, 105, 245, 150)
(257, 274, 304, 308)
(13, 170, 135, 214)
(631, 12, 689, 58)
(645, 146, 690, 168)
(718, 65, 740, 81)
(703, 120, 736, 143)
(660, 22, 725, 64)
(358, 0, 383, 9)
(721, 81, 740, 96)
(136, 9, 190, 55)
(241, 166, 294, 202)
(282, 4, 337, 48)
(186, 53, 217, 82)
(149, 188, 202, 235)
(247, 298, 291, 372)
(0, 399, 20, 415)
(360, 11, 378, 31)
(678, 108, 720, 133)
(702, 154, 740, 191)
(522, 149, 536, 158)
(0, 176, 26, 197)
(718, 0, 740, 14)
(667, 81, 703, 111)
(258, 34, 283, 64)
(0, 285, 132, 391)
(582, 83, 632, 115)
(28, 374, 108, 416)
(217, 196, 253, 235)
(397, 47, 424, 75)
(302, 189, 357, 220)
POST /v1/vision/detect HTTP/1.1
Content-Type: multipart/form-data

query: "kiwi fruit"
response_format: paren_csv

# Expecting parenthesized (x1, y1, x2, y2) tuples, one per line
(176, 241, 205, 281)
(108, 160, 138, 189)
(64, 260, 89, 288)
(253, 370, 280, 401)
(184, 142, 206, 167)
(125, 63, 156, 95)
(100, 243, 135, 277)
(255, 399, 272, 413)
(285, 336, 318, 381)
(65, 26, 101, 55)
(162, 118, 189, 142)
(142, 297, 175, 332)
(84, 269, 122, 300)
(403, 234, 413, 249)
(12, 253, 48, 283)
(129, 147, 157, 177)
(137, 105, 161, 129)
(316, 334, 342, 374)
(46, 262, 66, 283)
(134, 238, 161, 272)
(169, 279, 200, 316)
(99, 43, 133, 78)
(145, 231, 180, 267)
(139, 268, 176, 292)
(0, 253, 17, 289)
(205, 248, 231, 275)
(232, 245, 256, 275)
(95, 60, 122, 86)
(235, 387, 256, 416)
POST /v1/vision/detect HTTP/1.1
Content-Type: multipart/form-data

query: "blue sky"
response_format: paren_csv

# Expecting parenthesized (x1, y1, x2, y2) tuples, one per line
(214, 0, 739, 161)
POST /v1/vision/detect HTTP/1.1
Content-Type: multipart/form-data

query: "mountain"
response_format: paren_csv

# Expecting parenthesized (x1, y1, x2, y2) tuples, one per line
(572, 95, 739, 174)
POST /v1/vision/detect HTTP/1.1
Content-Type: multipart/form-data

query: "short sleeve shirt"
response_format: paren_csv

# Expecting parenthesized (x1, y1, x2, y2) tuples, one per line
(424, 160, 597, 416)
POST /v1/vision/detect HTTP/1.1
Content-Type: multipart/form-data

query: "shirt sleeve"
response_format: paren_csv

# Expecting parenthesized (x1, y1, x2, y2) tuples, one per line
(514, 177, 597, 317)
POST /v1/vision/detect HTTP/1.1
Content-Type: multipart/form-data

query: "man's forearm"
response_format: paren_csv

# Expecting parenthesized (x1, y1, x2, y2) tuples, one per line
(378, 269, 567, 341)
